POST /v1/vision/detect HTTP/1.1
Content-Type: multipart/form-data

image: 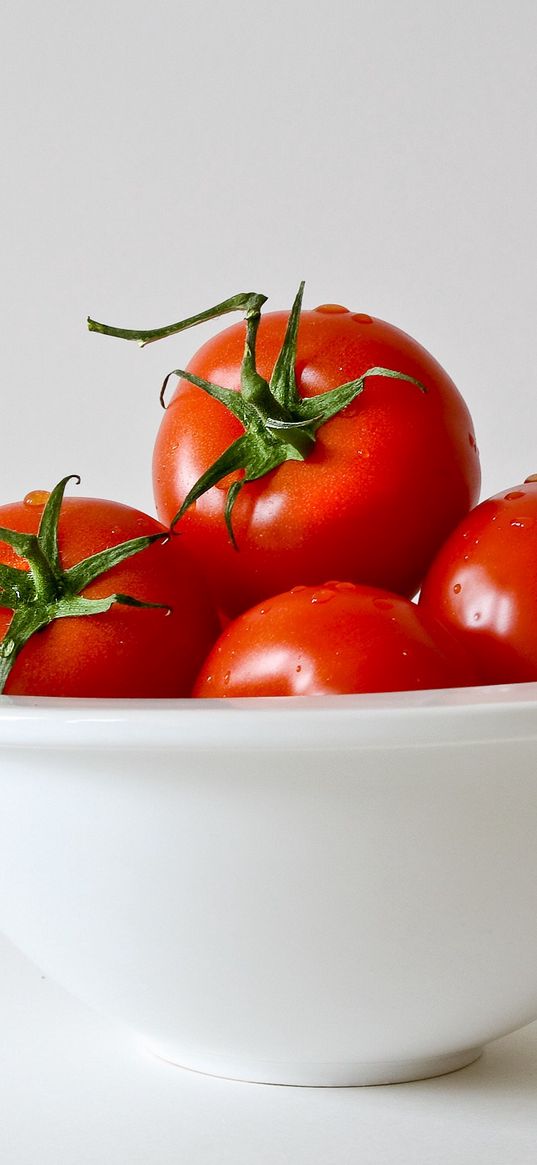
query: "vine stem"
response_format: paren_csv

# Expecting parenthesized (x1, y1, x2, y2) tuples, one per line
(88, 292, 267, 348)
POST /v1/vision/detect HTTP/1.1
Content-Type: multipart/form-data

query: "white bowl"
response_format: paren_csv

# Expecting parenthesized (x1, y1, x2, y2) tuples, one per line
(1, 684, 537, 1087)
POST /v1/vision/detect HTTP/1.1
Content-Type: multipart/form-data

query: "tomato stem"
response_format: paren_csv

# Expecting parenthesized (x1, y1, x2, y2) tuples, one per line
(87, 292, 268, 348)
(0, 476, 169, 693)
(89, 284, 427, 547)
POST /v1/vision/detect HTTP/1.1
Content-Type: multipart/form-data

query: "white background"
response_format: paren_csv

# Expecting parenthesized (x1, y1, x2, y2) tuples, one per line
(2, 2, 537, 1161)
(1, 1, 537, 513)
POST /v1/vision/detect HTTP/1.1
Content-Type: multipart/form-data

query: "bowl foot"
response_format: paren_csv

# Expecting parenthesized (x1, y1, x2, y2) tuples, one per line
(149, 1043, 484, 1087)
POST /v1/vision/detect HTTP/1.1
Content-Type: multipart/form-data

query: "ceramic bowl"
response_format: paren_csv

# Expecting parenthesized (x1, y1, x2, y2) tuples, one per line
(0, 684, 537, 1086)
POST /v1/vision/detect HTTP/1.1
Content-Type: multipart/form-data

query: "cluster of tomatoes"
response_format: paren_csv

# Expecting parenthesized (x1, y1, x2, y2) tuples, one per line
(0, 286, 534, 698)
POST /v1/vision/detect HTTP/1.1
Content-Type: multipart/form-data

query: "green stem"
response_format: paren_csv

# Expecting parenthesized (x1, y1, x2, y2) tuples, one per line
(0, 606, 53, 691)
(28, 542, 60, 603)
(0, 478, 174, 693)
(88, 292, 268, 348)
(88, 283, 427, 548)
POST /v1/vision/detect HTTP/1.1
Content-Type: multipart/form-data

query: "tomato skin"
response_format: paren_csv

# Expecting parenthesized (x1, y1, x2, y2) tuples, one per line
(0, 495, 219, 697)
(153, 306, 480, 618)
(419, 481, 537, 684)
(193, 581, 479, 698)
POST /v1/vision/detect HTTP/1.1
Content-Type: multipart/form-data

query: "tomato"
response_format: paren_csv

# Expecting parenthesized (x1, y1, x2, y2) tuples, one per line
(419, 478, 537, 684)
(152, 300, 480, 617)
(0, 483, 218, 697)
(193, 581, 479, 698)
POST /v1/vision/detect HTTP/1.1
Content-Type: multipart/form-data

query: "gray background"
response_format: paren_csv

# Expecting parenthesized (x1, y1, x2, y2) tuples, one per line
(1, 0, 536, 515)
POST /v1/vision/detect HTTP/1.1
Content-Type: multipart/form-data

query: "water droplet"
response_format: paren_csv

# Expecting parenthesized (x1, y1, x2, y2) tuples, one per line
(341, 401, 362, 419)
(453, 583, 462, 594)
(352, 312, 373, 324)
(290, 585, 306, 594)
(510, 519, 525, 528)
(401, 650, 408, 657)
(505, 491, 525, 501)
(258, 606, 271, 615)
(311, 588, 334, 604)
(463, 554, 470, 561)
(23, 489, 50, 508)
(373, 598, 393, 611)
(332, 581, 356, 592)
(295, 664, 302, 673)
(314, 303, 349, 314)
(473, 612, 481, 622)
(223, 670, 231, 685)
(355, 447, 370, 456)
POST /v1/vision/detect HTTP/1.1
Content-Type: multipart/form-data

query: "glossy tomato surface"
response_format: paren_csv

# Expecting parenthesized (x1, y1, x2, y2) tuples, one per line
(154, 305, 480, 618)
(193, 581, 479, 697)
(0, 493, 218, 696)
(419, 480, 537, 684)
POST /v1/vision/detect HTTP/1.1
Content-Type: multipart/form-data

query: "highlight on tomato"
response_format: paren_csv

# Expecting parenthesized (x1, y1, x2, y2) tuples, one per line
(192, 580, 480, 698)
(419, 477, 537, 685)
(88, 284, 481, 618)
(0, 476, 218, 697)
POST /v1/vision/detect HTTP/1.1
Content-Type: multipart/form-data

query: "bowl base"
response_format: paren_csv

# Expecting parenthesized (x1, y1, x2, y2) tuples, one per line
(149, 1043, 484, 1087)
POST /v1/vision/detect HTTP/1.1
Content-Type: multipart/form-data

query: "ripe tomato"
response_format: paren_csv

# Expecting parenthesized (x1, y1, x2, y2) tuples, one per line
(0, 485, 218, 697)
(419, 479, 537, 684)
(153, 301, 480, 617)
(193, 581, 479, 698)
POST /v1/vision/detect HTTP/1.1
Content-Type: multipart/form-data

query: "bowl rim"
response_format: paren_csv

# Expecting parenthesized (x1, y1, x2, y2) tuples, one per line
(1, 682, 537, 751)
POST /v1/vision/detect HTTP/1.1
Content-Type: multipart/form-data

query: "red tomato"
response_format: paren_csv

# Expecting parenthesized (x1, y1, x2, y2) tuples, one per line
(154, 304, 480, 617)
(0, 489, 218, 697)
(193, 581, 479, 698)
(419, 479, 537, 684)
